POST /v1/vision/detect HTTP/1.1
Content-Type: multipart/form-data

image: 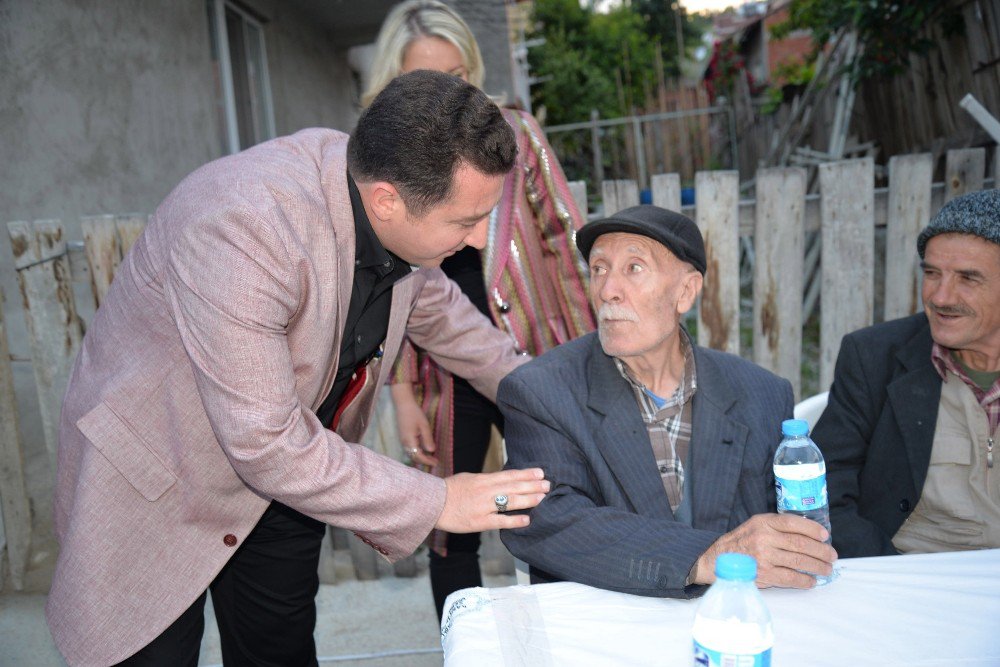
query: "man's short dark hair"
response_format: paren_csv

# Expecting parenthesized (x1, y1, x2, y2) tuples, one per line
(348, 70, 517, 216)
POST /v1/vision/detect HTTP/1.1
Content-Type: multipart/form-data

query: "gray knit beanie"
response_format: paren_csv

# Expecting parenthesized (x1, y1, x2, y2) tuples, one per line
(917, 188, 1000, 258)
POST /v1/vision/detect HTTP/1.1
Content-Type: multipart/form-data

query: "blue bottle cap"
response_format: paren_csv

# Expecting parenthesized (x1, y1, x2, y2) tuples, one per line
(781, 419, 809, 437)
(715, 553, 757, 581)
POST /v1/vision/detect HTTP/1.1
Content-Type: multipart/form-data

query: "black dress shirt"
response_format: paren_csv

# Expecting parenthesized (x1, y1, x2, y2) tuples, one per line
(315, 173, 411, 428)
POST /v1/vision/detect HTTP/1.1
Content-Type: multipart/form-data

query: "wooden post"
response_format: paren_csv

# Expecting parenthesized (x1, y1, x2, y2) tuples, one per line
(115, 214, 147, 257)
(0, 303, 31, 590)
(696, 170, 740, 354)
(568, 181, 589, 221)
(885, 154, 933, 320)
(7, 220, 85, 475)
(590, 109, 604, 191)
(650, 173, 681, 211)
(697, 87, 712, 170)
(601, 180, 640, 216)
(819, 159, 875, 391)
(944, 148, 986, 202)
(753, 167, 806, 399)
(81, 215, 121, 308)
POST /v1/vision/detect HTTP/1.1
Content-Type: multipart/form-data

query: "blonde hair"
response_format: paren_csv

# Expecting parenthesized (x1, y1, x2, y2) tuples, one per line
(362, 0, 485, 108)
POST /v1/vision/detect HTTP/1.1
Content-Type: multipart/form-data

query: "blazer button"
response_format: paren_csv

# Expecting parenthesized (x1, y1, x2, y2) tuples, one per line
(898, 499, 910, 512)
(223, 534, 238, 547)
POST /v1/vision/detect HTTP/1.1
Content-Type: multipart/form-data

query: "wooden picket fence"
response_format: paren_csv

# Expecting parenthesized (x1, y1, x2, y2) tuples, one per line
(1, 148, 996, 590)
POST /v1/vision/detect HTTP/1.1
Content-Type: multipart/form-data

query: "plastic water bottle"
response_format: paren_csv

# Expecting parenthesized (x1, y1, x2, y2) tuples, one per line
(774, 418, 832, 585)
(692, 553, 773, 667)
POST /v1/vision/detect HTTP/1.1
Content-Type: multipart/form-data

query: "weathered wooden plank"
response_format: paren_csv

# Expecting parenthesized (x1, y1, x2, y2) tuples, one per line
(650, 173, 681, 211)
(6, 220, 85, 475)
(885, 154, 933, 320)
(568, 181, 588, 221)
(0, 303, 31, 591)
(601, 179, 639, 216)
(115, 214, 147, 257)
(819, 159, 875, 391)
(81, 215, 121, 308)
(695, 170, 740, 354)
(944, 148, 986, 202)
(752, 167, 806, 399)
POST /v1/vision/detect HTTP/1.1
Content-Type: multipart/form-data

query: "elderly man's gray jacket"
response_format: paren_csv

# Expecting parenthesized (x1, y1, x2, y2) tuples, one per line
(499, 331, 794, 598)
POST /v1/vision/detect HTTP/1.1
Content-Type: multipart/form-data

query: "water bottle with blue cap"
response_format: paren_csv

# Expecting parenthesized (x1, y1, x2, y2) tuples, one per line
(774, 418, 833, 585)
(692, 552, 773, 667)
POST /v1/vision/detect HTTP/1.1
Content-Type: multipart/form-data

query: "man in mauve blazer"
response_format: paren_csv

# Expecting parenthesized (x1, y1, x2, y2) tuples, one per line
(48, 72, 548, 666)
(500, 205, 837, 598)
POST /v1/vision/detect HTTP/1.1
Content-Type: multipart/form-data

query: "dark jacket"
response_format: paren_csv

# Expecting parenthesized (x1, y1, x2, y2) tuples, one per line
(812, 313, 939, 557)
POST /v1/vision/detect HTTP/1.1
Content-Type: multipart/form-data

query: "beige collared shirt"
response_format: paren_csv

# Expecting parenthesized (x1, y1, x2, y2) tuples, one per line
(892, 369, 1000, 553)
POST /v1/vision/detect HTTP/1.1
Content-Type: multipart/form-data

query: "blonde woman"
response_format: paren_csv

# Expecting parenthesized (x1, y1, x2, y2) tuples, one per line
(366, 0, 596, 618)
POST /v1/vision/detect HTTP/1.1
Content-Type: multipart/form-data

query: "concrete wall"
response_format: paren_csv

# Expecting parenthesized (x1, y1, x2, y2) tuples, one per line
(243, 0, 360, 136)
(449, 0, 514, 101)
(0, 0, 362, 359)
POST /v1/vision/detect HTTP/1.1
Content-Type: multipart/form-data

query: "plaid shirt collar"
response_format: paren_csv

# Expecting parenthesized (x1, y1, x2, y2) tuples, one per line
(614, 328, 697, 419)
(930, 342, 1000, 432)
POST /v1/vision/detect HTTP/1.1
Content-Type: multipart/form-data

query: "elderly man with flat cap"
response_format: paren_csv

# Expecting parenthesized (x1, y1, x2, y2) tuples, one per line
(499, 205, 837, 597)
(813, 188, 1000, 558)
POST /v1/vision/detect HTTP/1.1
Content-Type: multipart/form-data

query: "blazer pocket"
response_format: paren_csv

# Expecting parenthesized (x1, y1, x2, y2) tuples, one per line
(76, 402, 176, 501)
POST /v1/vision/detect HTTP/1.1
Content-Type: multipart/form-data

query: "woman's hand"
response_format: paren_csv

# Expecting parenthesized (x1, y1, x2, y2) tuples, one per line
(390, 382, 439, 467)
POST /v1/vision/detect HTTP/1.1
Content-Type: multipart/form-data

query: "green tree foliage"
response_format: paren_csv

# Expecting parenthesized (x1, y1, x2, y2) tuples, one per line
(632, 0, 703, 77)
(772, 0, 965, 79)
(527, 0, 698, 125)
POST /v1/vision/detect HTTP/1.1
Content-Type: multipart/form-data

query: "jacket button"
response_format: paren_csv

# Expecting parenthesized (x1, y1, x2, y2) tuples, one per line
(898, 499, 910, 512)
(223, 534, 238, 547)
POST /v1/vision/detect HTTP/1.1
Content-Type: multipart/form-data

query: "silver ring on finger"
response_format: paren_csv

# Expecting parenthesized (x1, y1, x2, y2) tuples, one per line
(494, 494, 509, 513)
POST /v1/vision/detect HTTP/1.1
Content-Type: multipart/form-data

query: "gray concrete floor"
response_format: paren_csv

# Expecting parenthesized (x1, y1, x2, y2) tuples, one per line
(0, 550, 515, 667)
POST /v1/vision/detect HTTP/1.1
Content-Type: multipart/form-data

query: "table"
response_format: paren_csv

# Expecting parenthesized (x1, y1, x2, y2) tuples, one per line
(441, 549, 1000, 666)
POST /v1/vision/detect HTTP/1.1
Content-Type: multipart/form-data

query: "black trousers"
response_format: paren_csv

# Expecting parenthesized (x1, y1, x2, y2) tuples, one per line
(429, 375, 504, 619)
(116, 501, 326, 667)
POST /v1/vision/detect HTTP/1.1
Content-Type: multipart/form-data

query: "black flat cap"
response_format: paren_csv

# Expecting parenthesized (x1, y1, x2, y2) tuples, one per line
(576, 205, 706, 274)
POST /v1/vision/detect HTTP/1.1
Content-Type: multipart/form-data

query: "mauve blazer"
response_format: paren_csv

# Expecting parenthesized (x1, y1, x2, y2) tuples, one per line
(46, 129, 525, 666)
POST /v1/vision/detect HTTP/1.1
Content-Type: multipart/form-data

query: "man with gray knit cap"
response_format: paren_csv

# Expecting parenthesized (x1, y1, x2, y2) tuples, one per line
(813, 188, 1000, 557)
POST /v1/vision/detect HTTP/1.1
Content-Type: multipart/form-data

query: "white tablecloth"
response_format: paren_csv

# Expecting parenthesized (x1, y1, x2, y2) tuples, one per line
(441, 549, 1000, 666)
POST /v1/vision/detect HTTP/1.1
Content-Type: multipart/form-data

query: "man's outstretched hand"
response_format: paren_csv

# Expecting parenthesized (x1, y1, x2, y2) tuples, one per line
(436, 468, 549, 533)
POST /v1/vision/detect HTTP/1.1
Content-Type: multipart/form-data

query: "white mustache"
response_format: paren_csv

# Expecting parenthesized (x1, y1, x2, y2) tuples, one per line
(598, 304, 639, 322)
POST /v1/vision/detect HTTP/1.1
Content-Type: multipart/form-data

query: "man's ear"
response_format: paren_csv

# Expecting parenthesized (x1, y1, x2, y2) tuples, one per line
(677, 270, 704, 315)
(366, 181, 404, 222)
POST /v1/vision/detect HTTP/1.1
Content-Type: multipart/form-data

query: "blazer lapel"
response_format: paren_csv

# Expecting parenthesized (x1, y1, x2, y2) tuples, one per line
(378, 270, 419, 390)
(335, 269, 421, 442)
(587, 342, 675, 520)
(886, 321, 940, 494)
(689, 348, 749, 532)
(313, 169, 355, 411)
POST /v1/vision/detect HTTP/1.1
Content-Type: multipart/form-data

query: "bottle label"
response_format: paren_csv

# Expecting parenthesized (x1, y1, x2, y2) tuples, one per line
(693, 640, 771, 667)
(774, 463, 827, 512)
